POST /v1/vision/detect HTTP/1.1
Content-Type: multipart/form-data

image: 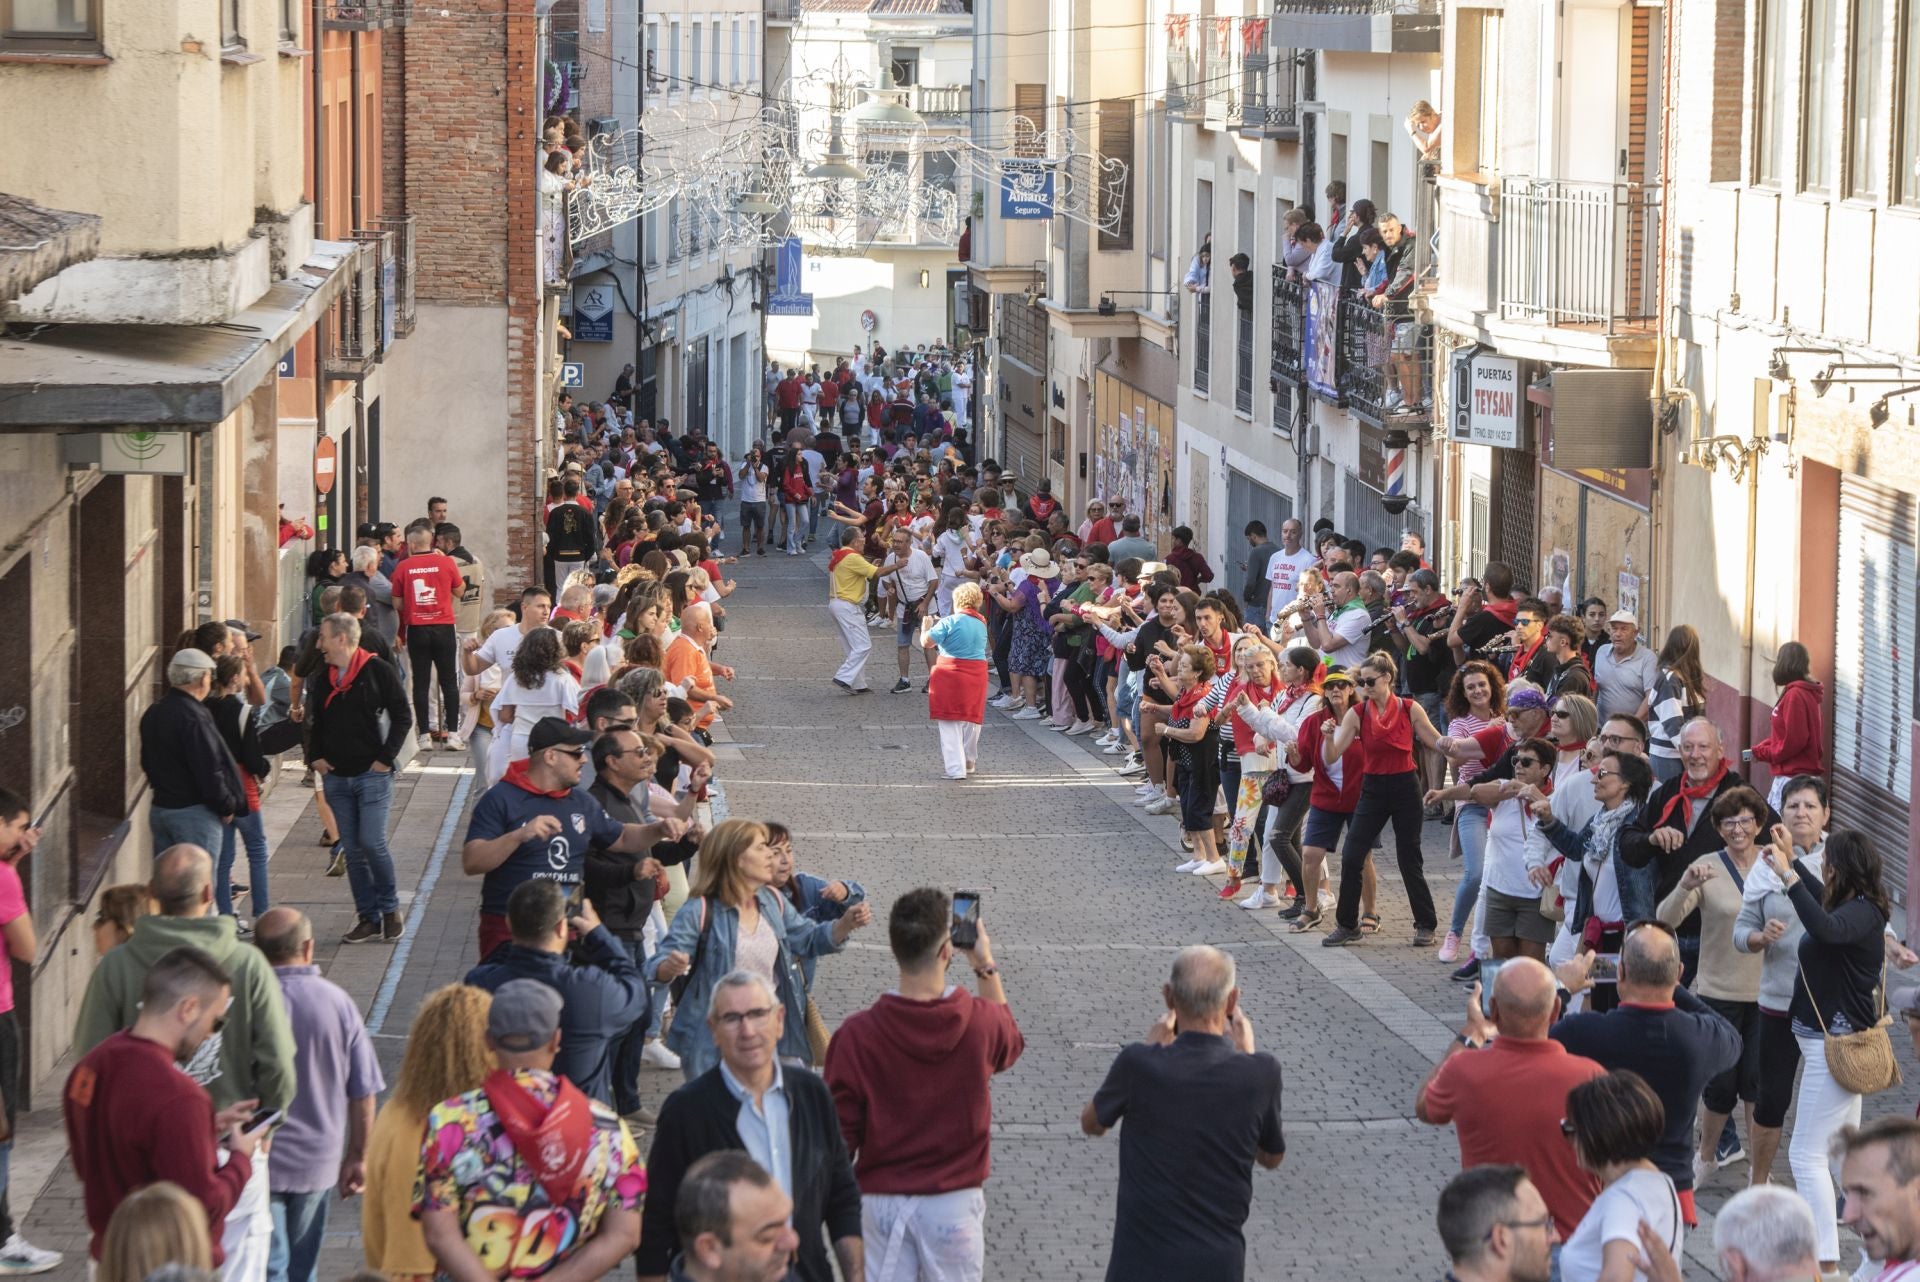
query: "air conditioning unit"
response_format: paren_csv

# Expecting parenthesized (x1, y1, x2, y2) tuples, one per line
(587, 116, 620, 140)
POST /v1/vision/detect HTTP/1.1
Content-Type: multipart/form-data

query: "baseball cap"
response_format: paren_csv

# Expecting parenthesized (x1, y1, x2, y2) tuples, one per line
(356, 521, 397, 540)
(488, 979, 564, 1052)
(1607, 610, 1639, 627)
(224, 618, 262, 642)
(526, 717, 594, 755)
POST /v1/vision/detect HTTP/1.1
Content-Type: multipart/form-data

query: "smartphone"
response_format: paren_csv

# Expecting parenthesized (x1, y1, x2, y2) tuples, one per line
(241, 1107, 284, 1135)
(950, 890, 982, 949)
(1477, 957, 1503, 997)
(1589, 954, 1620, 984)
(564, 882, 585, 918)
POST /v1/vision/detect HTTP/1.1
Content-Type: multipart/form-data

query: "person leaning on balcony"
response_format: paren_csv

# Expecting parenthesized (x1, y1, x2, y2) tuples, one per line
(1406, 101, 1444, 162)
(1281, 208, 1313, 273)
(1330, 199, 1378, 291)
(1183, 233, 1212, 292)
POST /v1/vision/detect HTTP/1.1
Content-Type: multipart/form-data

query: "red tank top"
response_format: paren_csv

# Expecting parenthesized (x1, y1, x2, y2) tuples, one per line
(1359, 696, 1417, 775)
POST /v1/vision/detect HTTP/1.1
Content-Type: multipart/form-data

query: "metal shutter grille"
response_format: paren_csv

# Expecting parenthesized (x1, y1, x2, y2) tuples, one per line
(1832, 474, 1917, 904)
(1490, 444, 1537, 581)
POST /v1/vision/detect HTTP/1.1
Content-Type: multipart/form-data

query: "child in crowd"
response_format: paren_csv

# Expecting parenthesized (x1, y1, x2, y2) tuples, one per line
(92, 885, 152, 957)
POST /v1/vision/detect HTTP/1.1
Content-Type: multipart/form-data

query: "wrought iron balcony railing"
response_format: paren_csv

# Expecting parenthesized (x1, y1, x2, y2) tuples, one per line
(1497, 177, 1660, 333)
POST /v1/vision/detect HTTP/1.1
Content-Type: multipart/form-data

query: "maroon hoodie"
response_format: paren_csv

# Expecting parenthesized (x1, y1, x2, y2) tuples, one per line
(823, 988, 1024, 1194)
(1752, 678, 1825, 779)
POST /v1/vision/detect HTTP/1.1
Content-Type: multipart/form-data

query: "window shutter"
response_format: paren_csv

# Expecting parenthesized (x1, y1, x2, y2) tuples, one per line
(1098, 100, 1134, 250)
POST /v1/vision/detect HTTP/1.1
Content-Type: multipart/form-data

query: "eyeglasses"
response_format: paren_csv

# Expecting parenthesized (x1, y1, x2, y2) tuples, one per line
(1591, 766, 1621, 780)
(1717, 814, 1760, 829)
(1597, 732, 1642, 748)
(714, 1005, 776, 1030)
(1491, 1214, 1557, 1239)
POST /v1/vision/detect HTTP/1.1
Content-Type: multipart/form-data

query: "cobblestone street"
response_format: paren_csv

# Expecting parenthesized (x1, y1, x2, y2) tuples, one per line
(17, 543, 1920, 1282)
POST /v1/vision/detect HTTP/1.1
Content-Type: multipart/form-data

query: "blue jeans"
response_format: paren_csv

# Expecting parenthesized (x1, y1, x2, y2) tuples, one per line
(269, 1189, 329, 1282)
(783, 502, 809, 553)
(217, 808, 271, 917)
(1449, 802, 1490, 937)
(150, 803, 229, 857)
(1116, 667, 1144, 739)
(322, 770, 398, 920)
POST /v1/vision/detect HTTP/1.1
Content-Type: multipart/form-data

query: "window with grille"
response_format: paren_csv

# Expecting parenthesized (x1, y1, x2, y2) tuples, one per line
(1098, 100, 1134, 250)
(1014, 84, 1046, 156)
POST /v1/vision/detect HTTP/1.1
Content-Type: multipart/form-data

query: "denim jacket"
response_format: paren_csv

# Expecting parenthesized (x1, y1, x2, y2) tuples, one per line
(1541, 802, 1653, 933)
(645, 887, 843, 1079)
(782, 873, 867, 988)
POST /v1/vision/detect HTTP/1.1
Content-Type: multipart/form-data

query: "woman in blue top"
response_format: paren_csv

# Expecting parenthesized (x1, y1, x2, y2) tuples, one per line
(649, 819, 873, 1079)
(922, 582, 991, 779)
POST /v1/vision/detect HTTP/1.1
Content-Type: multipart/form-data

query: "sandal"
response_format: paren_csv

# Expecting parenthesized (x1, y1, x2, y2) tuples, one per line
(1361, 913, 1383, 934)
(1289, 910, 1323, 932)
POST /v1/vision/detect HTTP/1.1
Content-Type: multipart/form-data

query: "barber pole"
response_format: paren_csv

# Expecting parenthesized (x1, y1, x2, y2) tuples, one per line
(1381, 428, 1413, 515)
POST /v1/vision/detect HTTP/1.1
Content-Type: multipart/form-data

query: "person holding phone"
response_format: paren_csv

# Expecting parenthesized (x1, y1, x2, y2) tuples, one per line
(824, 889, 1022, 1282)
(0, 792, 57, 1274)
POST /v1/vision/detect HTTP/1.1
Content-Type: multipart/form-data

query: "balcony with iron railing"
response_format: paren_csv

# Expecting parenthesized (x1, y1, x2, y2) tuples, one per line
(374, 213, 415, 339)
(1204, 44, 1245, 130)
(1337, 295, 1431, 427)
(1193, 290, 1212, 395)
(1497, 178, 1660, 336)
(1270, 268, 1305, 383)
(1234, 298, 1255, 413)
(1166, 51, 1203, 121)
(322, 0, 411, 30)
(325, 232, 390, 379)
(1237, 49, 1301, 140)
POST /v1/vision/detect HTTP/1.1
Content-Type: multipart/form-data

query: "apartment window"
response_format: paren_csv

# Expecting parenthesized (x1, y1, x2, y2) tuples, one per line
(1756, 0, 1791, 183)
(668, 197, 681, 260)
(1850, 0, 1891, 197)
(644, 22, 658, 90)
(691, 22, 703, 88)
(1013, 83, 1046, 156)
(280, 0, 297, 44)
(643, 212, 659, 267)
(923, 149, 958, 192)
(710, 20, 720, 85)
(1330, 130, 1349, 196)
(890, 46, 920, 86)
(669, 22, 681, 91)
(1803, 0, 1839, 192)
(730, 18, 740, 84)
(1098, 99, 1135, 250)
(222, 0, 242, 48)
(748, 20, 758, 83)
(1901, 0, 1920, 204)
(1370, 139, 1390, 207)
(1452, 10, 1501, 175)
(2, 0, 100, 50)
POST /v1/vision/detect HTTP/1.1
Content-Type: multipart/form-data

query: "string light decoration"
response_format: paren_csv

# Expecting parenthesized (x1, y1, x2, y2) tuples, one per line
(564, 61, 1130, 252)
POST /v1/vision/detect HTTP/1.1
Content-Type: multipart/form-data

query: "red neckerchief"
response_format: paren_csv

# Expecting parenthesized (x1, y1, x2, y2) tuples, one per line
(828, 548, 854, 572)
(503, 759, 572, 798)
(1274, 680, 1313, 714)
(1656, 761, 1731, 829)
(482, 1069, 596, 1207)
(959, 608, 985, 623)
(1483, 597, 1519, 625)
(1507, 634, 1544, 681)
(323, 648, 374, 711)
(1556, 739, 1589, 758)
(1404, 593, 1452, 623)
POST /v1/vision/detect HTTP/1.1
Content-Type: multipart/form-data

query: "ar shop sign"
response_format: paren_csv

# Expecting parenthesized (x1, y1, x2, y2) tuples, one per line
(1450, 350, 1522, 448)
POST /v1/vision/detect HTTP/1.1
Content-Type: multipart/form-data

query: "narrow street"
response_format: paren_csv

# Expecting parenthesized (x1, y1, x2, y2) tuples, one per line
(16, 545, 1918, 1281)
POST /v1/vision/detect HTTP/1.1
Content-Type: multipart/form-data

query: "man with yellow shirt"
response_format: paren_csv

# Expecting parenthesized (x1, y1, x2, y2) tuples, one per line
(829, 524, 910, 693)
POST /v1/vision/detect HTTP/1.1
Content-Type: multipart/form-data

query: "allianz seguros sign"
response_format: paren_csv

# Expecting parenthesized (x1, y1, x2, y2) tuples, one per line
(1449, 348, 1522, 448)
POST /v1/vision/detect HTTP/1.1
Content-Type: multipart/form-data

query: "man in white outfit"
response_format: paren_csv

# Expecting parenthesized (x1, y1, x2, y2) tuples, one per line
(827, 525, 908, 693)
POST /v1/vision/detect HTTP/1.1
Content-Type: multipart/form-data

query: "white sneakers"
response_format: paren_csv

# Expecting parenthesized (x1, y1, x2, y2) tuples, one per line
(1238, 887, 1277, 910)
(1173, 859, 1204, 873)
(1189, 859, 1228, 876)
(1143, 796, 1176, 816)
(641, 1039, 682, 1070)
(1065, 720, 1097, 736)
(1010, 707, 1043, 720)
(0, 1235, 60, 1275)
(1118, 756, 1145, 775)
(1096, 729, 1121, 747)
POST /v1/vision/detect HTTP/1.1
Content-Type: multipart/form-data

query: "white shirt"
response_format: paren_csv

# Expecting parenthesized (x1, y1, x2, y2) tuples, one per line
(887, 547, 937, 606)
(1318, 600, 1372, 669)
(1483, 796, 1543, 898)
(473, 623, 539, 684)
(933, 530, 969, 584)
(798, 448, 825, 486)
(799, 381, 822, 406)
(738, 463, 768, 504)
(1265, 548, 1321, 608)
(1559, 1168, 1681, 1282)
(497, 669, 583, 745)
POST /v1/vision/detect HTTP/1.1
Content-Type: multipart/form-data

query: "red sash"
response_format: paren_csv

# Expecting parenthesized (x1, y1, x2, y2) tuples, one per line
(482, 1070, 596, 1207)
(323, 647, 374, 712)
(1656, 761, 1730, 829)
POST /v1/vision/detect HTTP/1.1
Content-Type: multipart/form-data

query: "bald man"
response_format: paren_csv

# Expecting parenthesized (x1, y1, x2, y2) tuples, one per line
(1299, 570, 1371, 668)
(75, 845, 296, 1281)
(1619, 717, 1773, 924)
(663, 602, 730, 730)
(1418, 958, 1605, 1240)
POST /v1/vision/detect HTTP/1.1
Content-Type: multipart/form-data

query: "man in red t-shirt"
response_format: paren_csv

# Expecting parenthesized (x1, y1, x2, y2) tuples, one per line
(824, 889, 1022, 1269)
(391, 525, 469, 748)
(66, 947, 262, 1263)
(1417, 957, 1605, 1239)
(776, 369, 804, 433)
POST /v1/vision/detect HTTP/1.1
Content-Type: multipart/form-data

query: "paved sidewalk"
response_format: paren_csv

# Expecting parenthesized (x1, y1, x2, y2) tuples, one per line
(19, 542, 1920, 1280)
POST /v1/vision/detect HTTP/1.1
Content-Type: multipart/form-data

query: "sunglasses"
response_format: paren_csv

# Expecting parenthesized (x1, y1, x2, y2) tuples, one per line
(548, 746, 587, 760)
(1549, 709, 1571, 720)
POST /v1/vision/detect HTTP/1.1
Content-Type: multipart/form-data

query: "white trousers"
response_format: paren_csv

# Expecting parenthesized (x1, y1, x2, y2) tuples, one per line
(864, 1188, 986, 1282)
(935, 720, 980, 778)
(220, 1146, 272, 1282)
(1791, 1032, 1862, 1263)
(829, 599, 873, 689)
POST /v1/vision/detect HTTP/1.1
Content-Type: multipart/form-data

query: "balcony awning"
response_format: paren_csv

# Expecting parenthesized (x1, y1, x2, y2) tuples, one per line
(0, 193, 102, 306)
(0, 240, 354, 431)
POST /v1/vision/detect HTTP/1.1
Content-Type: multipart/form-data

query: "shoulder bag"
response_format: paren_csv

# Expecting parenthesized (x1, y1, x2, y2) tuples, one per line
(1802, 960, 1902, 1095)
(668, 897, 712, 1006)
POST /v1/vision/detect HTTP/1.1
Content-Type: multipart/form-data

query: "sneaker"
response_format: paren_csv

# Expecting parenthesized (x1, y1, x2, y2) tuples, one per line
(1190, 859, 1228, 876)
(1066, 720, 1097, 736)
(233, 919, 253, 940)
(1011, 707, 1043, 720)
(342, 918, 383, 944)
(417, 733, 434, 752)
(1436, 931, 1461, 963)
(642, 1039, 682, 1070)
(230, 882, 249, 902)
(326, 845, 347, 877)
(1277, 900, 1306, 920)
(989, 694, 1015, 709)
(1143, 796, 1177, 816)
(1692, 1154, 1719, 1189)
(1411, 927, 1437, 948)
(1103, 741, 1128, 755)
(1118, 758, 1146, 776)
(1096, 729, 1120, 747)
(1173, 859, 1203, 873)
(1322, 925, 1364, 947)
(0, 1234, 62, 1275)
(1450, 956, 1481, 983)
(1716, 1127, 1746, 1166)
(382, 912, 406, 941)
(1318, 888, 1336, 911)
(445, 736, 467, 752)
(1239, 888, 1275, 910)
(891, 678, 913, 693)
